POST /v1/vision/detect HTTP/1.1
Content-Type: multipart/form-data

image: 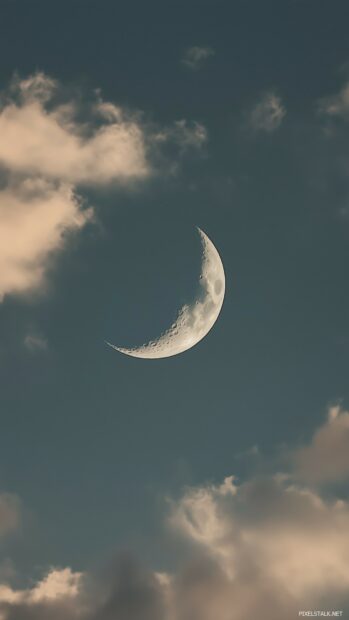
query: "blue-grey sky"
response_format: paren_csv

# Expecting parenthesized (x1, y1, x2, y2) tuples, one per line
(1, 1, 349, 618)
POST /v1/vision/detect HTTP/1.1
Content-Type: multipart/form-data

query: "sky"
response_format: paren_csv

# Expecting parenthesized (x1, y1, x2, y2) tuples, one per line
(1, 0, 349, 618)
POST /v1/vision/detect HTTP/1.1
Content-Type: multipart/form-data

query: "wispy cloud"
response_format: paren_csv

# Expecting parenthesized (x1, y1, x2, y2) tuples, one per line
(182, 46, 215, 70)
(318, 81, 349, 119)
(24, 331, 48, 352)
(249, 92, 286, 132)
(154, 119, 208, 151)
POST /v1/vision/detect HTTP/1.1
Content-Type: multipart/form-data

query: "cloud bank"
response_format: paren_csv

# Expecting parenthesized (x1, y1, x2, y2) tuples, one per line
(1, 406, 349, 619)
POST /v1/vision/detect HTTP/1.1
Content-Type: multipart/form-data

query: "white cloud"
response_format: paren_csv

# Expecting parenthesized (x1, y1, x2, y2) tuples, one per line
(294, 405, 349, 483)
(249, 92, 286, 132)
(0, 81, 149, 185)
(0, 72, 149, 302)
(30, 568, 82, 602)
(0, 179, 92, 300)
(0, 568, 81, 605)
(182, 46, 215, 70)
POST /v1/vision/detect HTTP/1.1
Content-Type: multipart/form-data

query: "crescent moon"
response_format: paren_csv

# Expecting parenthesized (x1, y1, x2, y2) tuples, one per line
(106, 228, 225, 359)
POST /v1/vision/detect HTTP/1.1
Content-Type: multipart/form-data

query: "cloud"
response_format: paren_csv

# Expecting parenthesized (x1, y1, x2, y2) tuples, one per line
(182, 46, 215, 70)
(13, 72, 57, 104)
(0, 73, 149, 185)
(0, 179, 92, 300)
(151, 120, 208, 176)
(0, 495, 21, 539)
(1, 408, 349, 619)
(0, 562, 166, 620)
(153, 120, 208, 152)
(1, 479, 349, 618)
(0, 72, 147, 302)
(23, 332, 48, 352)
(249, 92, 286, 132)
(0, 70, 144, 302)
(319, 82, 349, 119)
(0, 568, 85, 620)
(172, 120, 207, 150)
(0, 568, 81, 605)
(169, 477, 349, 619)
(294, 405, 349, 484)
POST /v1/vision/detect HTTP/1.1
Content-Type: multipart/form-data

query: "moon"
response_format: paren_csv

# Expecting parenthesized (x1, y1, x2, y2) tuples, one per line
(106, 228, 225, 359)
